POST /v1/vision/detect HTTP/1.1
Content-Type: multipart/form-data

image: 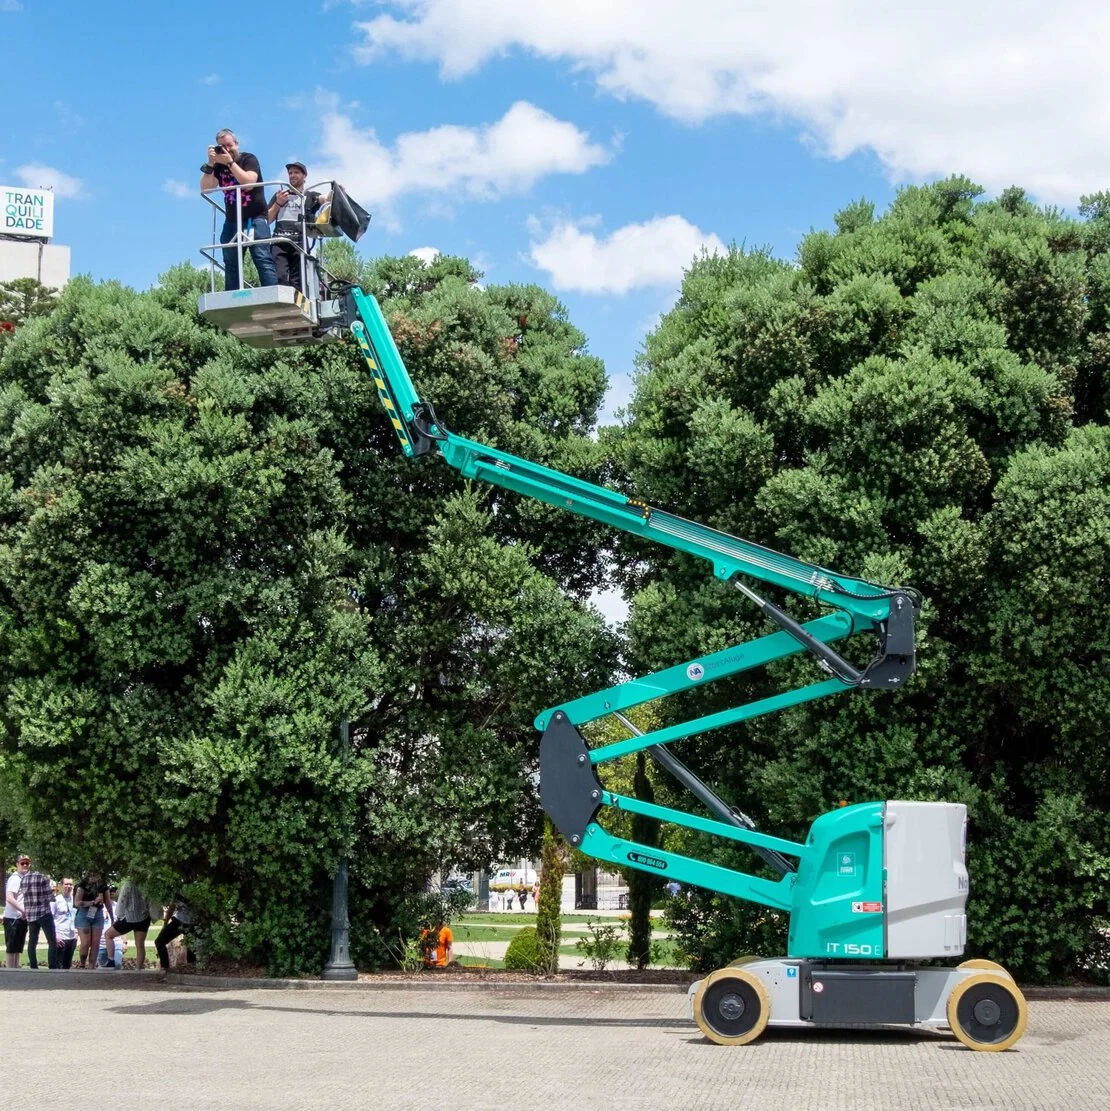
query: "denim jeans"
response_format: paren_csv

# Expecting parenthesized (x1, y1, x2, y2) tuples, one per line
(221, 214, 278, 291)
(57, 937, 77, 969)
(26, 913, 57, 969)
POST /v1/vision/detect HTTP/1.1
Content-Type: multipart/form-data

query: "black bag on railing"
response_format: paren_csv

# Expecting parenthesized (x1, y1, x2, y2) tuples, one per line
(311, 183, 371, 242)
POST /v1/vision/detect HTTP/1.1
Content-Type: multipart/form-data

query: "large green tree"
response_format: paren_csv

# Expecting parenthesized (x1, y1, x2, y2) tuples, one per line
(0, 256, 615, 974)
(614, 178, 1110, 981)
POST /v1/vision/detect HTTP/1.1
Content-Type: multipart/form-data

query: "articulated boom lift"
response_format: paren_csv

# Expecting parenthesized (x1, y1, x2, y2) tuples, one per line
(200, 233, 1028, 1051)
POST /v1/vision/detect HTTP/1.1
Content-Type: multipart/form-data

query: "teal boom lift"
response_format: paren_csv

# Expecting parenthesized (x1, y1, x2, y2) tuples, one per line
(199, 209, 1028, 1051)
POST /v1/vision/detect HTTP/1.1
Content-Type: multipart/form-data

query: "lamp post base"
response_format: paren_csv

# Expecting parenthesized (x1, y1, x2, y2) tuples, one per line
(322, 856, 358, 981)
(321, 961, 358, 981)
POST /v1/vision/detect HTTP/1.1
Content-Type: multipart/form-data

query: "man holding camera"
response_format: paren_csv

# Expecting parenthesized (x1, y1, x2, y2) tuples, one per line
(267, 161, 324, 295)
(200, 128, 278, 291)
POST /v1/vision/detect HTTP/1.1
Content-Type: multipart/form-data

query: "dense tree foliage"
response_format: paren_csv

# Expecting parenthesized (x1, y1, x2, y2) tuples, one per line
(616, 178, 1109, 981)
(0, 279, 59, 354)
(0, 278, 58, 327)
(0, 257, 615, 974)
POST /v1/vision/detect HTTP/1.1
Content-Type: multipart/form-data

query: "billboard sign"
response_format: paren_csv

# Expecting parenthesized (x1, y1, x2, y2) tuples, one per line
(2, 185, 54, 239)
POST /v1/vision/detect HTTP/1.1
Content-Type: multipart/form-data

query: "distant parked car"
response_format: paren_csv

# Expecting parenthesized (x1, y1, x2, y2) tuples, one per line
(426, 873, 475, 910)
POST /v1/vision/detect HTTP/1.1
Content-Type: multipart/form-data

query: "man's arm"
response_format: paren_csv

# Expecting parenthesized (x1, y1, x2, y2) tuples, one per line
(268, 190, 290, 222)
(222, 152, 260, 187)
(200, 146, 219, 193)
(5, 881, 22, 916)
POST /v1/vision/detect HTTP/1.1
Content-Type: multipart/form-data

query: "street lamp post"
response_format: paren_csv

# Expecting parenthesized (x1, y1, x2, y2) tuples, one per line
(323, 718, 357, 981)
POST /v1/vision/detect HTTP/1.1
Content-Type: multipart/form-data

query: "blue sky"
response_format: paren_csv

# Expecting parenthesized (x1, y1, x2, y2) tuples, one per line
(3, 0, 1105, 432)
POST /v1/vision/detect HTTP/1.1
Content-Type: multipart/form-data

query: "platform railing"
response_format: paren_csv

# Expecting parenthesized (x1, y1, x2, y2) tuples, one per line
(200, 179, 339, 301)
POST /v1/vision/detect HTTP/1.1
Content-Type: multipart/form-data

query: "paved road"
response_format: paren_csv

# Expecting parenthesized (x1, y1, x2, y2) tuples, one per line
(1, 978, 1107, 1109)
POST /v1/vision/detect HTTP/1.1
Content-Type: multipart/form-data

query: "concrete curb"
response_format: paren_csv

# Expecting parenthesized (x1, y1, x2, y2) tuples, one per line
(166, 976, 1110, 998)
(163, 973, 689, 993)
(1021, 985, 1110, 1000)
(0, 969, 162, 990)
(2, 968, 1106, 1000)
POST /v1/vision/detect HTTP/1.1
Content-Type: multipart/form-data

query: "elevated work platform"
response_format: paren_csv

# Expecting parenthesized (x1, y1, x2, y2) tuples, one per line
(198, 286, 320, 348)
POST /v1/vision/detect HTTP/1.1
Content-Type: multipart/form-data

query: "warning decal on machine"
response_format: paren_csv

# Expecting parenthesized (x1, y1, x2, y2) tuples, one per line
(851, 901, 883, 913)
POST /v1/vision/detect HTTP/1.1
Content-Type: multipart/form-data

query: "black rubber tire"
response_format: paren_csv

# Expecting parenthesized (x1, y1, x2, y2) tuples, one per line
(946, 972, 1028, 1052)
(692, 967, 770, 1046)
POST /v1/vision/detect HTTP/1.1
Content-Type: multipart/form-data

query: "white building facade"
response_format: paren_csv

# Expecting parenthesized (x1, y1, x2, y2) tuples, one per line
(1, 183, 70, 290)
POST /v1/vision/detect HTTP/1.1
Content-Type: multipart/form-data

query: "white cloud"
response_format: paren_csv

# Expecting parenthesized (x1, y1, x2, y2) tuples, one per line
(1, 0, 23, 11)
(408, 246, 441, 264)
(199, 73, 220, 85)
(528, 214, 725, 295)
(163, 179, 194, 199)
(53, 101, 84, 129)
(354, 0, 1110, 203)
(14, 163, 83, 199)
(311, 98, 610, 222)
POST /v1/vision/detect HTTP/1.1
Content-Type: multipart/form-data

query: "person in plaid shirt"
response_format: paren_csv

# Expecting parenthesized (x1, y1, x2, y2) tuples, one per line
(19, 861, 58, 969)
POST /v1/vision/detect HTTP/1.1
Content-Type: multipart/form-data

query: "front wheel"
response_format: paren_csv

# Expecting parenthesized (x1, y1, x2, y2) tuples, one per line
(692, 967, 770, 1046)
(946, 972, 1028, 1052)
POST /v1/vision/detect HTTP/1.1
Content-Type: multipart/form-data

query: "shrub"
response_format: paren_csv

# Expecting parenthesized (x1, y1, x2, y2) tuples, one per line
(504, 926, 543, 971)
(575, 918, 624, 971)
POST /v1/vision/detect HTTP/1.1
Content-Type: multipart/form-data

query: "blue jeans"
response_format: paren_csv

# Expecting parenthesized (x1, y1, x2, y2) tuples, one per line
(221, 214, 278, 291)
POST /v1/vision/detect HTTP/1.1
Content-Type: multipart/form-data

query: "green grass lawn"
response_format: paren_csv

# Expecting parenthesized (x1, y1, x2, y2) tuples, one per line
(452, 914, 681, 969)
(460, 912, 632, 926)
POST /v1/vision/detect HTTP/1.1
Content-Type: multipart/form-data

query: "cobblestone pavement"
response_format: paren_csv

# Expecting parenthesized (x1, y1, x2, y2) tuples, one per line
(1, 980, 1107, 1110)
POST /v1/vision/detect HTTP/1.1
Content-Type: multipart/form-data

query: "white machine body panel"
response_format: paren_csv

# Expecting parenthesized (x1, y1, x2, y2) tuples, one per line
(884, 801, 968, 959)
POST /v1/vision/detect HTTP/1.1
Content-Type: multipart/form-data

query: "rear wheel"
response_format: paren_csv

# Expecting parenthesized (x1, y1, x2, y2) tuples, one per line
(692, 967, 770, 1046)
(946, 972, 1028, 1052)
(958, 958, 1014, 981)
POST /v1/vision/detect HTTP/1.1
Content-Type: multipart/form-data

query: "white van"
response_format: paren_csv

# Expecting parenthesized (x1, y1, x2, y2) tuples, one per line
(489, 866, 537, 891)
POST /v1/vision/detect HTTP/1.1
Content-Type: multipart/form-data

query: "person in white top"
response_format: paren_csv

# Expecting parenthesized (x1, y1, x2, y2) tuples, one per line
(4, 855, 30, 968)
(266, 161, 327, 296)
(104, 879, 153, 970)
(52, 878, 78, 969)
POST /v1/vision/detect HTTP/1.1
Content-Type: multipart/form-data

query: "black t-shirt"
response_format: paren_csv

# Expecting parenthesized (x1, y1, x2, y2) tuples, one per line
(76, 877, 108, 905)
(215, 151, 267, 220)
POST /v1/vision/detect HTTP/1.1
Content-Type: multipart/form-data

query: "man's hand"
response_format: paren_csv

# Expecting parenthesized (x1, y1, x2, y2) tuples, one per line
(275, 190, 290, 208)
(213, 149, 233, 166)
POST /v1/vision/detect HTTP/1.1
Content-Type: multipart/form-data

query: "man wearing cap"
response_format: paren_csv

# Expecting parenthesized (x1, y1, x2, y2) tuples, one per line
(4, 855, 31, 968)
(267, 161, 326, 295)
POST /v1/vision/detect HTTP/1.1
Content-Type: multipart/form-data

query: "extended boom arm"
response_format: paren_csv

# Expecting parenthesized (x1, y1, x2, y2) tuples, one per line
(345, 285, 920, 907)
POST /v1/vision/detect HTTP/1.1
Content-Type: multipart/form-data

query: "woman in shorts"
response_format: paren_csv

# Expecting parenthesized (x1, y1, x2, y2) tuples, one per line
(74, 869, 112, 970)
(104, 879, 154, 970)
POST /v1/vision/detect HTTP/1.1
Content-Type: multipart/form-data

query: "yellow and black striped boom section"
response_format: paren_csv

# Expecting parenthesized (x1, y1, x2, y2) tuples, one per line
(351, 317, 414, 456)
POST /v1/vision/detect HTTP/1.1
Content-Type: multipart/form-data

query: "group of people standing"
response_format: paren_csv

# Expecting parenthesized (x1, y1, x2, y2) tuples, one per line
(3, 854, 194, 973)
(199, 127, 328, 295)
(489, 882, 541, 912)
